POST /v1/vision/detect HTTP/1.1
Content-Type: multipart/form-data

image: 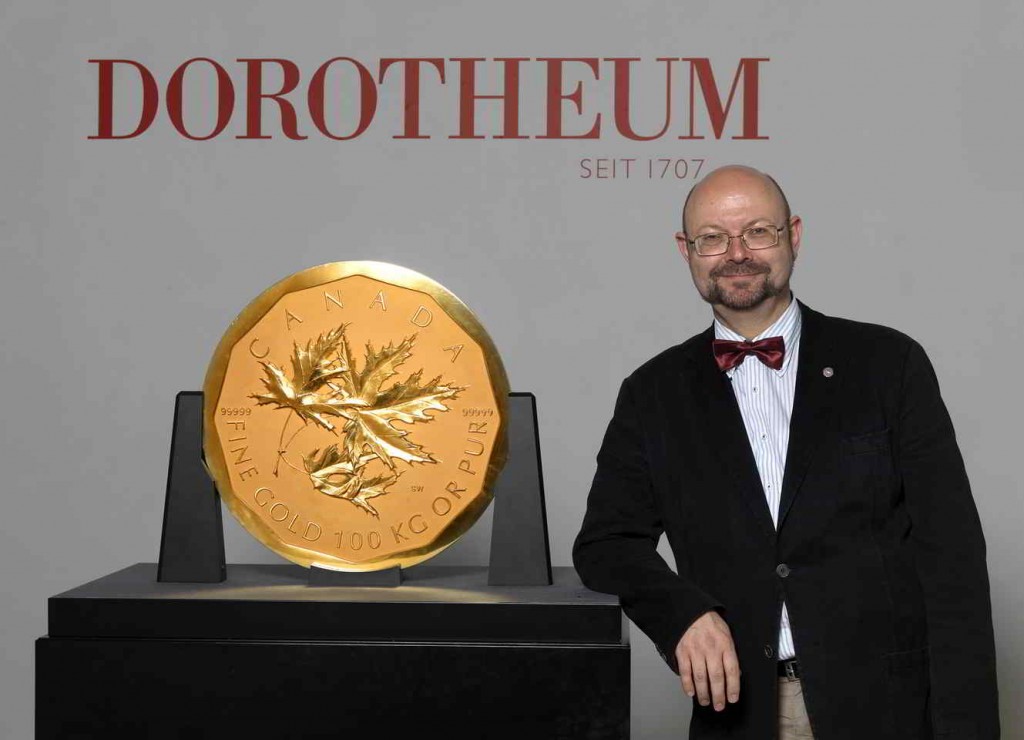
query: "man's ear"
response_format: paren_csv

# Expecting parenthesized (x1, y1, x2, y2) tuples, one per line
(788, 216, 803, 259)
(675, 232, 691, 265)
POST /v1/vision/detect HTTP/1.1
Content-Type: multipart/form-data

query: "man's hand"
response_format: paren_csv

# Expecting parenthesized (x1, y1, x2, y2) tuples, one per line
(675, 610, 741, 711)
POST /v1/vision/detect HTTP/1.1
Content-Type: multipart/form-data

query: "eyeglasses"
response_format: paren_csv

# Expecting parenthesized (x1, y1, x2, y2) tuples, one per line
(687, 224, 788, 256)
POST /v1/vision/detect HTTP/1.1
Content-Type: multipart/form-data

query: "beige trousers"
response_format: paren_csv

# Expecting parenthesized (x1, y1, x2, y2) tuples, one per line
(778, 677, 815, 739)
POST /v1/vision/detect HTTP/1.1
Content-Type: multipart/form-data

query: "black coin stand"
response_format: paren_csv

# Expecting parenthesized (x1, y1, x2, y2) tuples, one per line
(156, 390, 553, 586)
(155, 392, 225, 583)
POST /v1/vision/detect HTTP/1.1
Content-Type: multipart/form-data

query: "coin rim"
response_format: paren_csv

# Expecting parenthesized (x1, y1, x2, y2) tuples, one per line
(202, 261, 510, 571)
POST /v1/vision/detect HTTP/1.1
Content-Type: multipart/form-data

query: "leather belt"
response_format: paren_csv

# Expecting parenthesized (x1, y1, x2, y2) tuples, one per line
(777, 658, 801, 679)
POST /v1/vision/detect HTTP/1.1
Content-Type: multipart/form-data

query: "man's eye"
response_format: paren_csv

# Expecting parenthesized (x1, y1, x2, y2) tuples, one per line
(747, 227, 769, 237)
(700, 234, 725, 246)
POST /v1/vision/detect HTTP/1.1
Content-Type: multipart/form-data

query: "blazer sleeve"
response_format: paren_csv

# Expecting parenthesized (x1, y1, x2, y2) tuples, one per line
(898, 339, 1000, 738)
(572, 374, 723, 673)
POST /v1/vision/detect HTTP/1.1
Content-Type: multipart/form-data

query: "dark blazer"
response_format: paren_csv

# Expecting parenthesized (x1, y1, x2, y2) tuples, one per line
(573, 300, 999, 739)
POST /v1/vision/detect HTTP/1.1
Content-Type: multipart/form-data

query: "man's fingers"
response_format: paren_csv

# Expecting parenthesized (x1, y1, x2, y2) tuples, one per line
(707, 654, 727, 711)
(679, 653, 695, 698)
(676, 612, 742, 711)
(723, 647, 741, 704)
(692, 656, 711, 706)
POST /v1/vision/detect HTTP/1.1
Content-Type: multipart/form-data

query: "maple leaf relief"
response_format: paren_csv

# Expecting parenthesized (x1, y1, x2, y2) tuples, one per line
(303, 445, 398, 518)
(250, 324, 465, 514)
(251, 326, 366, 432)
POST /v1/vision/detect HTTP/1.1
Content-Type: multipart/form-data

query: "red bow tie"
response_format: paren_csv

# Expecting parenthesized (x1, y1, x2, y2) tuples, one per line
(713, 336, 786, 372)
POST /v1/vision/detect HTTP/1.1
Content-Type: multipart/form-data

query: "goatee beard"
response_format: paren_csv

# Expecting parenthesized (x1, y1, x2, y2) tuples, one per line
(704, 272, 783, 310)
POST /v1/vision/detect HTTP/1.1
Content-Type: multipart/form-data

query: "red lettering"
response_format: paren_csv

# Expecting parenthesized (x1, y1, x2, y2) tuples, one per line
(166, 58, 234, 140)
(378, 58, 446, 139)
(307, 57, 377, 140)
(88, 59, 158, 139)
(84, 56, 769, 143)
(681, 57, 768, 140)
(610, 57, 675, 141)
(449, 58, 528, 140)
(537, 58, 601, 139)
(236, 58, 307, 140)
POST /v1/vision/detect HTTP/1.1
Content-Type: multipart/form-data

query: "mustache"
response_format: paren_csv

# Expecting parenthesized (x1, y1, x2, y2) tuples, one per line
(711, 265, 770, 278)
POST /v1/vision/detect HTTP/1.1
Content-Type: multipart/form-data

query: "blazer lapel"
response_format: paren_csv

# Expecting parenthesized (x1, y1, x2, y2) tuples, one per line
(777, 300, 842, 529)
(682, 327, 778, 542)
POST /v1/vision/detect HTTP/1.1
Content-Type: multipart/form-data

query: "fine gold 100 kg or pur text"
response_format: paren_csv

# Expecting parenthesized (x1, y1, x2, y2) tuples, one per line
(202, 262, 509, 571)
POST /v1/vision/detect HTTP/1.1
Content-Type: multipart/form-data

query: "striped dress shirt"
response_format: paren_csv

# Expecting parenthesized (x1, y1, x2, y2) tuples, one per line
(713, 294, 802, 661)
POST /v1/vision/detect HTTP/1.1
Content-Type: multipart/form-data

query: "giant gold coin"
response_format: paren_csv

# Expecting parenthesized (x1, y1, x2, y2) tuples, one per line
(203, 262, 509, 571)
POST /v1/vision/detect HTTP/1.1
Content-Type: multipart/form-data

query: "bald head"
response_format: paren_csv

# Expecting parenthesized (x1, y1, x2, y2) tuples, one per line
(682, 165, 791, 235)
(674, 164, 802, 318)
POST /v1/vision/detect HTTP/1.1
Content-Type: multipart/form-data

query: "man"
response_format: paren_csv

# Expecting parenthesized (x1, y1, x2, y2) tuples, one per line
(572, 165, 999, 739)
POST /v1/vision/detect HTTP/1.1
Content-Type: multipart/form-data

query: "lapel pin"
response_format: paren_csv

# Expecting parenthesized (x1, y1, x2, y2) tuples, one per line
(822, 366, 834, 378)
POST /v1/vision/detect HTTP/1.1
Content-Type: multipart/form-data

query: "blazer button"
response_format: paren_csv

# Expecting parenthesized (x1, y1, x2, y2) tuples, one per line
(776, 563, 791, 578)
(764, 644, 775, 658)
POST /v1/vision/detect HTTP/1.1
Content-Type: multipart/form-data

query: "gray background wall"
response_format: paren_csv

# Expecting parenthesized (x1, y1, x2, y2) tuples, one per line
(2, 1, 1022, 738)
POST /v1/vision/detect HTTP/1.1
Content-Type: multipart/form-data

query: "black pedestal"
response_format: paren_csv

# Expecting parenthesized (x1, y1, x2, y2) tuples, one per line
(36, 564, 629, 739)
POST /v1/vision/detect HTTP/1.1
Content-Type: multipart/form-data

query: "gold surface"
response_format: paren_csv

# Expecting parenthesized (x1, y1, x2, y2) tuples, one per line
(202, 262, 509, 571)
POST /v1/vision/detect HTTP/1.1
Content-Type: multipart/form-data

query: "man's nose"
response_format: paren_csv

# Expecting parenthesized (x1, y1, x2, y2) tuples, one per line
(725, 234, 750, 260)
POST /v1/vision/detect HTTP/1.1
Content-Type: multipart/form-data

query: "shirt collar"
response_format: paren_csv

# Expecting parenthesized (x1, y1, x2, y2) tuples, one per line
(713, 294, 802, 377)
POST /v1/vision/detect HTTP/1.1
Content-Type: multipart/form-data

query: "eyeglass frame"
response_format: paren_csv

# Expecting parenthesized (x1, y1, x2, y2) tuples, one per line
(684, 223, 791, 257)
